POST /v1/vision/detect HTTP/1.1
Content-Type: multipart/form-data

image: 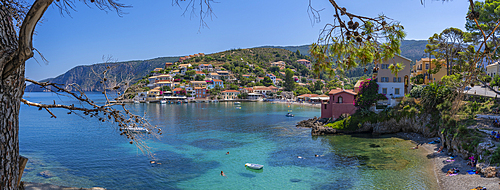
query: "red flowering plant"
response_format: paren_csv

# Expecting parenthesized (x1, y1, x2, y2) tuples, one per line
(354, 78, 386, 110)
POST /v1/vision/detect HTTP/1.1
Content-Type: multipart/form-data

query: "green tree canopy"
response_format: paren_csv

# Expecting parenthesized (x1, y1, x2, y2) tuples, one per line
(284, 68, 296, 91)
(262, 76, 273, 87)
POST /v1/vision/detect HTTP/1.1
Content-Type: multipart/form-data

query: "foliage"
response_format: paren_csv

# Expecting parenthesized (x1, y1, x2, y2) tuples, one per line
(313, 80, 324, 93)
(262, 76, 273, 87)
(425, 27, 471, 76)
(160, 86, 171, 92)
(388, 62, 405, 78)
(411, 74, 424, 84)
(354, 79, 385, 110)
(294, 86, 312, 95)
(491, 74, 500, 89)
(466, 0, 500, 59)
(409, 85, 424, 98)
(284, 68, 296, 91)
(420, 83, 456, 114)
(441, 74, 465, 91)
(269, 66, 280, 73)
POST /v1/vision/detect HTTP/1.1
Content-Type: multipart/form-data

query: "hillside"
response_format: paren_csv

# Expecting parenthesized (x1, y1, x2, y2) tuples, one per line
(25, 57, 179, 92)
(26, 40, 428, 92)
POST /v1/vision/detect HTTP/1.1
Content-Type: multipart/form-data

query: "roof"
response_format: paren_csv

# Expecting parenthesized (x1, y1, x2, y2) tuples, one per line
(328, 88, 357, 95)
(297, 59, 310, 62)
(254, 87, 271, 91)
(195, 71, 205, 74)
(222, 90, 240, 93)
(172, 88, 183, 91)
(213, 79, 223, 82)
(191, 81, 207, 84)
(217, 71, 229, 73)
(194, 87, 205, 90)
(157, 81, 172, 84)
(297, 94, 319, 98)
(165, 62, 173, 65)
(210, 73, 219, 76)
(157, 74, 171, 77)
(172, 70, 180, 73)
(148, 76, 158, 79)
(269, 86, 278, 89)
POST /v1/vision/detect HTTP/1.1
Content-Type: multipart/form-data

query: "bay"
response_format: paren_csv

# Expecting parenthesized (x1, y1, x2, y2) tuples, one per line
(19, 92, 437, 189)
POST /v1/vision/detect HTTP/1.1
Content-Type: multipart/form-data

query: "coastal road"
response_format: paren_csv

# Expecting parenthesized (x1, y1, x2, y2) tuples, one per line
(463, 85, 498, 98)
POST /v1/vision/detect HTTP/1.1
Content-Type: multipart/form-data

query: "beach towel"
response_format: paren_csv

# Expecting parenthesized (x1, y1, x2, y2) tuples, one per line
(448, 173, 458, 176)
(446, 159, 455, 162)
(467, 170, 476, 175)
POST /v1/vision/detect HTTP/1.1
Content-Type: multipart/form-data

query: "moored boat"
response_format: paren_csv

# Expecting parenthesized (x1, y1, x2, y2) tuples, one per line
(245, 163, 263, 170)
(234, 102, 241, 105)
(126, 126, 149, 133)
(160, 100, 167, 104)
(286, 113, 294, 117)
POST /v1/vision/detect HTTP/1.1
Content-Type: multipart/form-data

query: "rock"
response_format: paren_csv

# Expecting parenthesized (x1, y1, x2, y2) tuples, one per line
(311, 125, 339, 135)
(37, 170, 54, 178)
(296, 117, 328, 128)
(482, 166, 497, 178)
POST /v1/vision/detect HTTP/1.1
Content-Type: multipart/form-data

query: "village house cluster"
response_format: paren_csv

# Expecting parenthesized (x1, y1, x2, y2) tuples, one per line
(137, 57, 313, 102)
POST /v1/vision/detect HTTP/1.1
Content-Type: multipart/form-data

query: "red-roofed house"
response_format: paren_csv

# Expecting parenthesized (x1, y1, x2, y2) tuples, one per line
(297, 59, 312, 69)
(320, 88, 357, 119)
(198, 64, 213, 71)
(165, 62, 173, 68)
(195, 71, 206, 76)
(154, 68, 163, 72)
(221, 90, 240, 100)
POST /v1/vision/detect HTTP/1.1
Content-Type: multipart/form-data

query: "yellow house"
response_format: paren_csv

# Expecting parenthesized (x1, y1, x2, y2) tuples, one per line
(411, 58, 446, 84)
(147, 87, 162, 101)
(373, 54, 412, 96)
(486, 62, 500, 77)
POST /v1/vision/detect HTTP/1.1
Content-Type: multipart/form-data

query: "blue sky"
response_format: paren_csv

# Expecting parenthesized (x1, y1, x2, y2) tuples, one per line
(26, 0, 471, 81)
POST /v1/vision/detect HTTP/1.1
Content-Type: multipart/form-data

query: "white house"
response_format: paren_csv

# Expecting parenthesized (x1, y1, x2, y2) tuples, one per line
(266, 73, 277, 85)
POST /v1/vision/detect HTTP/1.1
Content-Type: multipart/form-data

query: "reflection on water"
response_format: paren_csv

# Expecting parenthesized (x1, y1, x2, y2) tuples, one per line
(19, 93, 437, 189)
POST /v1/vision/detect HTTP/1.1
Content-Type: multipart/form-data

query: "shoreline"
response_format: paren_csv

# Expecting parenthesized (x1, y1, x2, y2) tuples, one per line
(397, 132, 500, 190)
(267, 100, 321, 108)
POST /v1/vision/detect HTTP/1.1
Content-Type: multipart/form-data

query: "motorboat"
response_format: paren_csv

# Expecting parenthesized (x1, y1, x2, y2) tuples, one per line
(160, 100, 167, 104)
(245, 163, 263, 170)
(286, 113, 294, 117)
(134, 100, 140, 104)
(126, 126, 149, 133)
(234, 102, 241, 105)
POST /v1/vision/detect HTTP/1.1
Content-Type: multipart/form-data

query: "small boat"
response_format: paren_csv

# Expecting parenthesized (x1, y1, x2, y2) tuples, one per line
(146, 101, 150, 104)
(126, 126, 149, 133)
(234, 102, 241, 105)
(245, 163, 263, 170)
(160, 100, 167, 104)
(286, 113, 294, 117)
(235, 106, 241, 109)
(134, 100, 140, 104)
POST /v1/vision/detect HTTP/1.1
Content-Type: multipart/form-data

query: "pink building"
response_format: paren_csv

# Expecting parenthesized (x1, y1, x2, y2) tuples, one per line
(321, 88, 358, 119)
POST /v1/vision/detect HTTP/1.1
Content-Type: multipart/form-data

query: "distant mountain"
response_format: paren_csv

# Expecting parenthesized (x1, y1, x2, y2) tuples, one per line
(259, 40, 428, 63)
(25, 57, 179, 92)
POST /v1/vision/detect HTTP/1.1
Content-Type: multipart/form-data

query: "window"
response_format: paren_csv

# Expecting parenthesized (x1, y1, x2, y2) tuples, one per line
(324, 104, 327, 109)
(382, 88, 387, 94)
(338, 96, 343, 103)
(426, 64, 429, 69)
(395, 88, 400, 95)
(393, 77, 396, 82)
(398, 77, 401, 82)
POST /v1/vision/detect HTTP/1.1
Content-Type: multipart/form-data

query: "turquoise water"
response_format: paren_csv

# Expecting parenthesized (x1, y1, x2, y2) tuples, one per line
(19, 92, 437, 189)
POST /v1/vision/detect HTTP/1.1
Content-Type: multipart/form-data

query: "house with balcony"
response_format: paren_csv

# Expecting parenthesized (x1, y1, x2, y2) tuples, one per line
(147, 87, 162, 101)
(221, 90, 240, 100)
(373, 54, 411, 101)
(198, 64, 213, 71)
(217, 71, 230, 79)
(209, 73, 220, 80)
(271, 61, 286, 69)
(320, 88, 357, 119)
(195, 87, 208, 99)
(411, 58, 446, 84)
(213, 79, 224, 88)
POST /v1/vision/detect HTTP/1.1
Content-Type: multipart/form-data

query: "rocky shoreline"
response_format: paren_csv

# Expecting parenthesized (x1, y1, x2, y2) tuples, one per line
(297, 116, 500, 189)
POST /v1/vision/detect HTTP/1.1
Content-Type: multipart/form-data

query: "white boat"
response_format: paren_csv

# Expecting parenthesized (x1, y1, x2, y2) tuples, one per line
(126, 126, 149, 133)
(245, 163, 263, 170)
(146, 101, 150, 104)
(234, 102, 241, 105)
(134, 100, 140, 104)
(160, 100, 167, 104)
(286, 113, 294, 117)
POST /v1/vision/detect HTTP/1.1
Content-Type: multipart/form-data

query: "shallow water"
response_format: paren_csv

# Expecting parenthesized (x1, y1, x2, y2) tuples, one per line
(20, 92, 438, 189)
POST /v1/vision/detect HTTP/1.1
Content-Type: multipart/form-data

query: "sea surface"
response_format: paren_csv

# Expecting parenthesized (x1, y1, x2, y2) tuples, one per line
(19, 92, 438, 189)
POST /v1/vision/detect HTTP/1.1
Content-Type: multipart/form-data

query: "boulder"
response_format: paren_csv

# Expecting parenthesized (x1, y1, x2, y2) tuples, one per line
(482, 167, 497, 178)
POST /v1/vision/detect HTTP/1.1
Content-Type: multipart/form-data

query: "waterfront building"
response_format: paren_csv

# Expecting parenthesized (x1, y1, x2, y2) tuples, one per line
(296, 94, 319, 102)
(320, 88, 358, 119)
(195, 87, 208, 99)
(221, 90, 240, 100)
(374, 54, 412, 97)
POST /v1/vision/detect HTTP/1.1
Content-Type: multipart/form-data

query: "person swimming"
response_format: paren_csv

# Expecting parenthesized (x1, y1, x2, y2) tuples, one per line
(220, 171, 226, 177)
(226, 151, 229, 155)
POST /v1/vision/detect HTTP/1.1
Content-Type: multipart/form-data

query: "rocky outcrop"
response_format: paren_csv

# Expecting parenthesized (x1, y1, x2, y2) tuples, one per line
(362, 114, 436, 137)
(296, 117, 329, 128)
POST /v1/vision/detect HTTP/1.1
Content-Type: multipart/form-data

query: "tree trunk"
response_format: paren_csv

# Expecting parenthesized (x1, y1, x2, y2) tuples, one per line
(0, 62, 25, 190)
(0, 1, 52, 189)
